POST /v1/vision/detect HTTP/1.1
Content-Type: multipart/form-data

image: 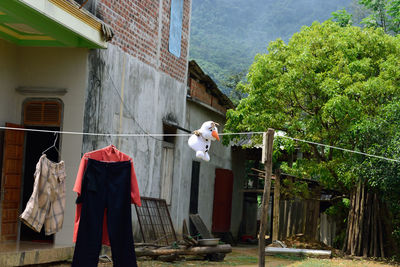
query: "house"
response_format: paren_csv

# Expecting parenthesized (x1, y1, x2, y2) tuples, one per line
(0, 2, 253, 266)
(79, 0, 192, 240)
(0, 0, 193, 259)
(0, 0, 109, 247)
(183, 60, 246, 241)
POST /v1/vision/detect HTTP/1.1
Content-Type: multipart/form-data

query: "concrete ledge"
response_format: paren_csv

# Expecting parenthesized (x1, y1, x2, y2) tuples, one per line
(0, 245, 74, 266)
(265, 247, 332, 258)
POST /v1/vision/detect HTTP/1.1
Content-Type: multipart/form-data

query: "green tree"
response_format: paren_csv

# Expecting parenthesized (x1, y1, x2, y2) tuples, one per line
(332, 8, 353, 26)
(339, 0, 400, 34)
(225, 21, 400, 256)
(221, 71, 247, 106)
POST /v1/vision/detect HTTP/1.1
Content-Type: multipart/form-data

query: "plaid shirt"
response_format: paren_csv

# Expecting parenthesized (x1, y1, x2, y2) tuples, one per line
(20, 154, 66, 235)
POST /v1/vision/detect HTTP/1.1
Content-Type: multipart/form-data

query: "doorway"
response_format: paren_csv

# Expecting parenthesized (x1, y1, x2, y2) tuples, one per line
(19, 126, 60, 242)
(189, 161, 200, 214)
(212, 168, 234, 233)
(19, 99, 62, 243)
(189, 161, 200, 235)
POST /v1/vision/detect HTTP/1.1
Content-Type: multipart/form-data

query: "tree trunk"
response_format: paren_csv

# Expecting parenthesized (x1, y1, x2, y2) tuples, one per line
(343, 181, 397, 257)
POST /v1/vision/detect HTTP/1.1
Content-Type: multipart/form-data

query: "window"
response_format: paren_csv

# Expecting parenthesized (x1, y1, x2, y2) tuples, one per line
(24, 100, 62, 126)
(168, 0, 184, 57)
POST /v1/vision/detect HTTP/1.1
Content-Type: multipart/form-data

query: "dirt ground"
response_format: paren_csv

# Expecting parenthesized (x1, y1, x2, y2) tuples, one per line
(39, 245, 399, 266)
(135, 245, 294, 267)
(134, 245, 399, 267)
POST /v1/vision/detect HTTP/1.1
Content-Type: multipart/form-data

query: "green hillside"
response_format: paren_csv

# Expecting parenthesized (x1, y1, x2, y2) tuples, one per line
(189, 0, 352, 95)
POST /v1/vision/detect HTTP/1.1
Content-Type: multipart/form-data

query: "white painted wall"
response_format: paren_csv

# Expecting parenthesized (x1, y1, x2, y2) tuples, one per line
(182, 100, 237, 234)
(0, 40, 19, 124)
(0, 39, 88, 245)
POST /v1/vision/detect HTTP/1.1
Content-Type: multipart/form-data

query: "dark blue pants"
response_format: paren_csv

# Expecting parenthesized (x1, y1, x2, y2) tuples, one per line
(72, 159, 137, 267)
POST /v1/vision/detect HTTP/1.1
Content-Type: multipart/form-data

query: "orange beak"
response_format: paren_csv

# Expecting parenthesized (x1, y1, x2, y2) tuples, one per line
(212, 130, 220, 141)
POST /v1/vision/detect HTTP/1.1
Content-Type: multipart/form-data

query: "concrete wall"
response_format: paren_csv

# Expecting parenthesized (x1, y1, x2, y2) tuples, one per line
(82, 44, 188, 237)
(0, 40, 19, 124)
(182, 100, 245, 237)
(0, 39, 88, 245)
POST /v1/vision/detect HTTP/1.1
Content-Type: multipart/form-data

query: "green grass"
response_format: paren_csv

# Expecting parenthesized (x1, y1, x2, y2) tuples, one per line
(291, 259, 333, 267)
(274, 254, 306, 261)
(222, 255, 258, 265)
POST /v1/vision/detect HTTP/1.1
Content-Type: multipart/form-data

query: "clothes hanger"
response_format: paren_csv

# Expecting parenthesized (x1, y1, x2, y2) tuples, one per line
(42, 132, 60, 156)
(110, 144, 118, 153)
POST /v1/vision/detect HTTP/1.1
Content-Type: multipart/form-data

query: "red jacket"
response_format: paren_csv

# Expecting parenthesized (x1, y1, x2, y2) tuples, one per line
(73, 145, 141, 245)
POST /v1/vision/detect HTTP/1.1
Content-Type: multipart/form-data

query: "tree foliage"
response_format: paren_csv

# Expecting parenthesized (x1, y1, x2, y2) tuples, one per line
(358, 0, 400, 34)
(224, 21, 400, 253)
(333, 0, 400, 34)
(190, 0, 351, 94)
(221, 71, 247, 106)
(225, 21, 400, 189)
(332, 8, 353, 26)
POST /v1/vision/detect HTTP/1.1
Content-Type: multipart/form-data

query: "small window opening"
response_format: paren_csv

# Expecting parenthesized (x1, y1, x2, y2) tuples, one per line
(163, 124, 176, 144)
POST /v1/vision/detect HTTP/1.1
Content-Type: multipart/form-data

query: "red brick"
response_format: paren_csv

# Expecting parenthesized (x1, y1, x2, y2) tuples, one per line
(96, 0, 190, 83)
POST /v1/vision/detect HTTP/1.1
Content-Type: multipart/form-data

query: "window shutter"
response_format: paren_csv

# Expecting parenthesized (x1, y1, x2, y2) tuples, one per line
(24, 101, 61, 126)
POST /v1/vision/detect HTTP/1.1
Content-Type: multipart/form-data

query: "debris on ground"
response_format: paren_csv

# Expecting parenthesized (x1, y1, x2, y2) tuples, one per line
(268, 234, 345, 257)
(265, 247, 332, 258)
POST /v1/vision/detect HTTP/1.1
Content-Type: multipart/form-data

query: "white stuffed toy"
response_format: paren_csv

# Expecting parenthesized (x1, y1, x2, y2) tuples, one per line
(188, 121, 220, 162)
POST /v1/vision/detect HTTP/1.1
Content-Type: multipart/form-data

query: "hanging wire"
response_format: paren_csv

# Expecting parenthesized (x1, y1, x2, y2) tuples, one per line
(276, 135, 400, 163)
(0, 126, 398, 163)
(0, 126, 190, 137)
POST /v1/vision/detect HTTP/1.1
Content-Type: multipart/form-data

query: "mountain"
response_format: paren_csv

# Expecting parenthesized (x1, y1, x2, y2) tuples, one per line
(189, 0, 352, 95)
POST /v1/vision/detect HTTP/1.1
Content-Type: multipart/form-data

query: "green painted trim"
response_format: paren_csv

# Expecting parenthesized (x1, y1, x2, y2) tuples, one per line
(0, 23, 43, 37)
(0, 30, 65, 47)
(0, 16, 20, 23)
(0, 29, 19, 44)
(0, 1, 102, 48)
(3, 1, 78, 46)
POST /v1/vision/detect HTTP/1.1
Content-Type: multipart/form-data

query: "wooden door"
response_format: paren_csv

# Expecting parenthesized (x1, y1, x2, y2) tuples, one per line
(212, 168, 234, 233)
(160, 145, 174, 205)
(0, 123, 24, 241)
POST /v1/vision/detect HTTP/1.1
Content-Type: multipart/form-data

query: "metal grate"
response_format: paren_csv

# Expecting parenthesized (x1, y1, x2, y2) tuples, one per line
(135, 197, 177, 246)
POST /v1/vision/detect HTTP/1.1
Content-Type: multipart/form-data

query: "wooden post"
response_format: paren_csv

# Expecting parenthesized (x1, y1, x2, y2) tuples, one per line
(272, 169, 280, 241)
(258, 129, 275, 267)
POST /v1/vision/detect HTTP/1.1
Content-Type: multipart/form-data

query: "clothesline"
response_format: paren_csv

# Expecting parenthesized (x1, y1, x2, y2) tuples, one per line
(0, 126, 398, 163)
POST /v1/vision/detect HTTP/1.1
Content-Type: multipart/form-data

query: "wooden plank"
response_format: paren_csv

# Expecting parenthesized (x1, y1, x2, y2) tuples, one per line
(272, 171, 280, 241)
(258, 129, 274, 267)
(183, 219, 189, 236)
(135, 244, 232, 257)
(0, 123, 24, 242)
(160, 147, 174, 205)
(189, 214, 213, 239)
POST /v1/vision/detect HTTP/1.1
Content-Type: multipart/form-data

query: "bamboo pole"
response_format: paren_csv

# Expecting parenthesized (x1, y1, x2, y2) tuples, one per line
(272, 169, 280, 241)
(357, 181, 366, 256)
(258, 129, 275, 267)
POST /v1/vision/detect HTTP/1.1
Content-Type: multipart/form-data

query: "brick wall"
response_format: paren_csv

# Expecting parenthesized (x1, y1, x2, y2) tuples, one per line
(211, 96, 226, 113)
(189, 78, 227, 114)
(96, 0, 190, 83)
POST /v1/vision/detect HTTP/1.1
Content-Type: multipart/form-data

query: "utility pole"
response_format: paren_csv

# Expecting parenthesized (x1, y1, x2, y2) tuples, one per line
(258, 128, 275, 267)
